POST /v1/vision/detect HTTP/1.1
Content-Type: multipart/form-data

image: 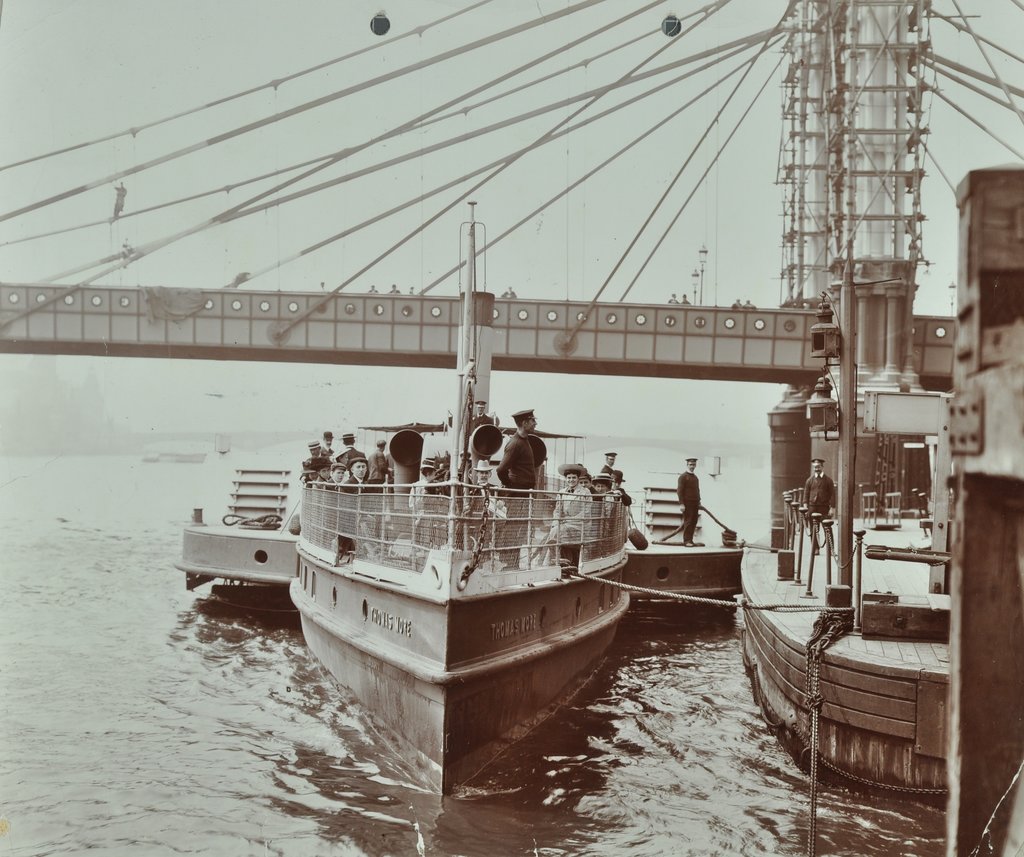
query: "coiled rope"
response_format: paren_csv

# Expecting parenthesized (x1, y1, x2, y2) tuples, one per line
(221, 513, 283, 530)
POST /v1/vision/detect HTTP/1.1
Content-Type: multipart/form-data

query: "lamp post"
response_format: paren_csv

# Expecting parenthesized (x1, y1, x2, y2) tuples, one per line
(691, 269, 699, 305)
(698, 244, 708, 305)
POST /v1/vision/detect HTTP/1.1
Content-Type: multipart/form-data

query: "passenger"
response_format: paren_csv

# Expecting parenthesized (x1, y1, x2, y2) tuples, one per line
(329, 460, 348, 485)
(367, 439, 390, 485)
(547, 463, 590, 567)
(342, 456, 371, 490)
(318, 431, 335, 458)
(578, 469, 595, 494)
(496, 408, 538, 567)
(410, 459, 444, 547)
(591, 471, 613, 499)
(611, 470, 632, 507)
(677, 457, 702, 547)
(334, 432, 364, 469)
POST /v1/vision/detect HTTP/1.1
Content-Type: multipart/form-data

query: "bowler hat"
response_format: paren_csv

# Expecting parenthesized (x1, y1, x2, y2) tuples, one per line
(323, 431, 333, 440)
(612, 469, 624, 482)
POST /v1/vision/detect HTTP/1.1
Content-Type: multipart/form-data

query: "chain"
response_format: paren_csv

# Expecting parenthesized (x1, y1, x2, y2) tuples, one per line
(457, 489, 492, 590)
(822, 521, 854, 572)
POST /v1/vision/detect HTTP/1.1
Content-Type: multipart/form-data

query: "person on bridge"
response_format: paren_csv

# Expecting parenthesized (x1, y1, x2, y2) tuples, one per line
(112, 183, 127, 219)
(677, 457, 702, 547)
(679, 294, 691, 305)
(667, 293, 680, 304)
(803, 457, 835, 555)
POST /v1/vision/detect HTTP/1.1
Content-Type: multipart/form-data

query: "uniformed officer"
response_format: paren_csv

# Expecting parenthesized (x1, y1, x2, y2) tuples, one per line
(600, 452, 618, 478)
(495, 408, 537, 567)
(676, 457, 702, 547)
(803, 458, 835, 519)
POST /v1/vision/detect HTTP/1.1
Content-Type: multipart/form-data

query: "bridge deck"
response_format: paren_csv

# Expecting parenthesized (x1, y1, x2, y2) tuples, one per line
(0, 284, 954, 388)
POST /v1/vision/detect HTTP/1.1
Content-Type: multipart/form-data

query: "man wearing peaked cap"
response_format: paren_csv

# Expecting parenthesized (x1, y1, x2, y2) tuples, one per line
(496, 408, 537, 567)
(677, 456, 702, 546)
(471, 399, 497, 432)
(803, 458, 835, 545)
(600, 451, 618, 478)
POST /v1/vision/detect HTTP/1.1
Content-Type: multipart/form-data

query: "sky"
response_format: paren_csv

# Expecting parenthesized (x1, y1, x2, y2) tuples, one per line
(0, 0, 1021, 446)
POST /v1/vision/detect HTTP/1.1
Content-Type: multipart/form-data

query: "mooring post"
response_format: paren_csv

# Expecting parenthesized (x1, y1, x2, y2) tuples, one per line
(852, 529, 865, 632)
(794, 504, 807, 585)
(802, 513, 821, 598)
(821, 518, 834, 586)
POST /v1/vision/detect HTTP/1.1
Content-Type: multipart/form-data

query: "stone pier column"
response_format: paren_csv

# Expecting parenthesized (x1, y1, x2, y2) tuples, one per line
(884, 290, 901, 381)
(856, 288, 869, 382)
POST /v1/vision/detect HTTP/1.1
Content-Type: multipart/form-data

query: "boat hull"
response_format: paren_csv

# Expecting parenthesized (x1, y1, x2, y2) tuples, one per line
(291, 556, 628, 793)
(623, 544, 742, 601)
(175, 524, 298, 589)
(741, 573, 947, 795)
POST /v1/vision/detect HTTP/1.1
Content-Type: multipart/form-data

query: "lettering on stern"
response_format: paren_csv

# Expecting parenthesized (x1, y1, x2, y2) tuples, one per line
(490, 611, 538, 641)
(368, 605, 413, 638)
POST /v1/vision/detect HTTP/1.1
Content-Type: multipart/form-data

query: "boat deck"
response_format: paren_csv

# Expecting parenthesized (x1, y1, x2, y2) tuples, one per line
(743, 521, 949, 673)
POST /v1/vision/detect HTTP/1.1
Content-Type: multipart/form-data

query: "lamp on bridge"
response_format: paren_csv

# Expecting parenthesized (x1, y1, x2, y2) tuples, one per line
(691, 269, 699, 305)
(807, 374, 839, 440)
(698, 244, 708, 305)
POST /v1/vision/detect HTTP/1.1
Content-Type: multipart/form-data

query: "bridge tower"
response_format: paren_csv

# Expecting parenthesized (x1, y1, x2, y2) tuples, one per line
(770, 0, 932, 539)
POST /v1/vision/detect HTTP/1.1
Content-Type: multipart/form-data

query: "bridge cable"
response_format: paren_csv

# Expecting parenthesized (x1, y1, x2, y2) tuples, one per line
(29, 0, 686, 283)
(931, 11, 1024, 67)
(25, 0, 676, 287)
(1, 5, 738, 253)
(418, 43, 764, 294)
(923, 58, 1024, 118)
(612, 24, 791, 304)
(948, 0, 1024, 131)
(0, 0, 610, 226)
(242, 45, 761, 289)
(259, 0, 737, 343)
(928, 54, 1024, 105)
(928, 87, 1024, 162)
(0, 0, 497, 175)
(921, 141, 957, 195)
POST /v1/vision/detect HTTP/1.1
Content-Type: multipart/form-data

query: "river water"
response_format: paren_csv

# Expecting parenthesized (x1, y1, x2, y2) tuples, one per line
(0, 455, 945, 856)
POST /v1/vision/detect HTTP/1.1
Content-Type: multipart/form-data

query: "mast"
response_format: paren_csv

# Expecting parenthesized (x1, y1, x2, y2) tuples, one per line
(451, 202, 478, 482)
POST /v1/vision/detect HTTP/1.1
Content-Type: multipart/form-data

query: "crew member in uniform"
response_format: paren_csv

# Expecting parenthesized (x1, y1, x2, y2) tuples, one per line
(676, 457, 702, 547)
(803, 458, 835, 554)
(470, 399, 497, 433)
(600, 452, 617, 478)
(496, 408, 537, 566)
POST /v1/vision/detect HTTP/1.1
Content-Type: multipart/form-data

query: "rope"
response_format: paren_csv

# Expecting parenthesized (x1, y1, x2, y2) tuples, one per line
(457, 490, 493, 590)
(221, 513, 283, 530)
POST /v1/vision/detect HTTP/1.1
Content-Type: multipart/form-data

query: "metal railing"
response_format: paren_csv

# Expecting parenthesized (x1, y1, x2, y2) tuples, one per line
(298, 481, 628, 574)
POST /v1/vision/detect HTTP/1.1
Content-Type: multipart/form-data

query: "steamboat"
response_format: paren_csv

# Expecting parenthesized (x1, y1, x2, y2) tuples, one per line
(290, 209, 630, 793)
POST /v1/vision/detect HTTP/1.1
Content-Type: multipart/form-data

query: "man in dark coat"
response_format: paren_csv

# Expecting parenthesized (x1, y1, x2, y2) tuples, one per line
(367, 439, 390, 484)
(470, 399, 498, 433)
(495, 408, 537, 567)
(803, 458, 835, 518)
(599, 452, 618, 478)
(676, 457, 701, 547)
(803, 458, 835, 554)
(334, 432, 364, 469)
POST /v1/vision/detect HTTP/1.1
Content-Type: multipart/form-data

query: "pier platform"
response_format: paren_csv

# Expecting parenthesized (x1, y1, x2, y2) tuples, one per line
(740, 520, 948, 796)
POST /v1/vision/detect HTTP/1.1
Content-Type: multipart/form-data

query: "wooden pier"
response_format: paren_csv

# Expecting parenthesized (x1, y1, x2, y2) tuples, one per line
(741, 522, 948, 795)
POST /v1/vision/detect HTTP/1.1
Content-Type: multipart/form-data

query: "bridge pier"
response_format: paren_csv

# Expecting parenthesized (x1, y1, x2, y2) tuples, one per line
(768, 386, 811, 547)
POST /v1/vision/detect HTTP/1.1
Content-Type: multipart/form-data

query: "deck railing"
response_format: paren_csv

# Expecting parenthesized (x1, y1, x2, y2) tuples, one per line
(299, 481, 627, 574)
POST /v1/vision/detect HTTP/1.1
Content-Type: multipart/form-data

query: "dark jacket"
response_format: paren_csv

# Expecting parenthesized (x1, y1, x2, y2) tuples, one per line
(803, 474, 835, 510)
(677, 471, 701, 507)
(496, 433, 535, 490)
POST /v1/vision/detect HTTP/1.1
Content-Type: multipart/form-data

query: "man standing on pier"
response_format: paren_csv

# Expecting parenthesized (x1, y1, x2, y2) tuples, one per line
(803, 458, 835, 554)
(677, 457, 701, 547)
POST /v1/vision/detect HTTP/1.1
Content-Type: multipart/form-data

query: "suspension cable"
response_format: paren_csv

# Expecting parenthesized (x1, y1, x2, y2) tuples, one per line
(419, 43, 762, 294)
(948, 0, 1024, 131)
(929, 87, 1024, 162)
(928, 54, 1024, 104)
(931, 11, 1024, 66)
(617, 42, 788, 302)
(261, 0, 737, 342)
(2, 12, 756, 256)
(0, 0, 497, 175)
(923, 58, 1024, 115)
(23, 0, 668, 289)
(245, 42, 762, 289)
(0, 0, 610, 226)
(921, 140, 957, 195)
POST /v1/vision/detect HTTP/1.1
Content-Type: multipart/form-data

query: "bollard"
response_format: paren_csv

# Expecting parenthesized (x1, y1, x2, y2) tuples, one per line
(192, 508, 205, 526)
(853, 529, 866, 632)
(821, 518, 834, 587)
(794, 504, 807, 585)
(802, 513, 822, 598)
(777, 549, 795, 581)
(790, 497, 801, 551)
